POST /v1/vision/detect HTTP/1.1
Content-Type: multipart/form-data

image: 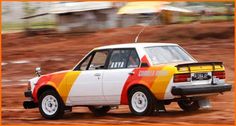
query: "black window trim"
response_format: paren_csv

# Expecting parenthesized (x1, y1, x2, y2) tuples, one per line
(107, 48, 141, 70)
(73, 49, 110, 71)
(73, 48, 141, 71)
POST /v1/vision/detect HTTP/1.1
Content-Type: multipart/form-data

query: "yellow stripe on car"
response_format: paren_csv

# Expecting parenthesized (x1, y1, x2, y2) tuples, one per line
(57, 71, 81, 102)
(151, 66, 175, 99)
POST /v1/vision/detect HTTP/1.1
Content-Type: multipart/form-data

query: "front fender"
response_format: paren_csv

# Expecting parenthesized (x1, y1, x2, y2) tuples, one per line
(32, 71, 80, 103)
(32, 75, 55, 103)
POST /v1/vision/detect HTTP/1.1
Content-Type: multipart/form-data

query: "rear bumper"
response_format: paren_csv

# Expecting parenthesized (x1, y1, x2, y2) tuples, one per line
(23, 90, 37, 109)
(171, 84, 232, 96)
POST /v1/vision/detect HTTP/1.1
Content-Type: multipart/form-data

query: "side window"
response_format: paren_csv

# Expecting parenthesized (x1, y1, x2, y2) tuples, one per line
(108, 49, 130, 69)
(127, 50, 140, 68)
(108, 49, 140, 69)
(88, 50, 109, 70)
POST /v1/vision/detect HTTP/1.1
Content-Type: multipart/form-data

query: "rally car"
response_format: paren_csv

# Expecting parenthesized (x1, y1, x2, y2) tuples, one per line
(23, 43, 232, 119)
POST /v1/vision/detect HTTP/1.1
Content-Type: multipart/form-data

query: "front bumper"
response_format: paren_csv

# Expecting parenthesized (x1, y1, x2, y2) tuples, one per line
(24, 90, 33, 97)
(23, 90, 37, 109)
(171, 84, 232, 96)
(23, 100, 37, 109)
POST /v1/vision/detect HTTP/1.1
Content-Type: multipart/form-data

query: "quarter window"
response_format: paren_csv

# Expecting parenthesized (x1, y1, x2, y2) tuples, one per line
(79, 54, 93, 71)
(127, 50, 140, 68)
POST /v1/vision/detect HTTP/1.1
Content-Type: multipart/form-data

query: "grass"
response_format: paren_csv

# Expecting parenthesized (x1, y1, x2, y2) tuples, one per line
(2, 21, 56, 33)
(179, 15, 234, 23)
(2, 23, 23, 31)
(202, 15, 234, 21)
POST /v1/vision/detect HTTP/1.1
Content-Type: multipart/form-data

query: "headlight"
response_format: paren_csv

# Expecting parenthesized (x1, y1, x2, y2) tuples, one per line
(27, 81, 31, 90)
(28, 77, 40, 91)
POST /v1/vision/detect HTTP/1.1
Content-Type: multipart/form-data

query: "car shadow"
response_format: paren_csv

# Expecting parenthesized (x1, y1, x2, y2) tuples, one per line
(28, 109, 218, 122)
(59, 109, 218, 120)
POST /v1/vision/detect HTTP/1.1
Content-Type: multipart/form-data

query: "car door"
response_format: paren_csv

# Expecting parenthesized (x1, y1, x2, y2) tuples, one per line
(67, 50, 109, 105)
(103, 48, 140, 104)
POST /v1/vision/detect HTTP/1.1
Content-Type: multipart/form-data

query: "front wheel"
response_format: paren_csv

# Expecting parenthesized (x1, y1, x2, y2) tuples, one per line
(38, 90, 65, 119)
(178, 99, 200, 112)
(88, 106, 111, 116)
(128, 86, 156, 116)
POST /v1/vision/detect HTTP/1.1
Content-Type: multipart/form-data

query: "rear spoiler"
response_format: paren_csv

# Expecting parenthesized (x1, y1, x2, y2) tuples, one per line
(176, 62, 223, 71)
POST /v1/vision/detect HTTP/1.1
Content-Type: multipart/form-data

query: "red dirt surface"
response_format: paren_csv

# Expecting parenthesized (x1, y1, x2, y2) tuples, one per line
(2, 21, 234, 124)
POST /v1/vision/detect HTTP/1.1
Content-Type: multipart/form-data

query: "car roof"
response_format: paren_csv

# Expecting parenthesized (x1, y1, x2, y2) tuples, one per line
(95, 43, 178, 50)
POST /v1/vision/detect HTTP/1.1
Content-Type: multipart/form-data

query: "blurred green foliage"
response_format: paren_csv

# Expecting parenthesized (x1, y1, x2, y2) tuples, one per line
(185, 2, 234, 7)
(180, 15, 234, 23)
(2, 21, 56, 33)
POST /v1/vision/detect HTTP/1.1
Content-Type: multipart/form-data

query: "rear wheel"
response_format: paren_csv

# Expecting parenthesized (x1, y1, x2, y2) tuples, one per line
(128, 86, 156, 116)
(88, 106, 111, 116)
(178, 99, 200, 112)
(39, 90, 65, 119)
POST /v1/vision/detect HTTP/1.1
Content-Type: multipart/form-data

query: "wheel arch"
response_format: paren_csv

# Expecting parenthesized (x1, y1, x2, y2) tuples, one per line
(120, 83, 154, 105)
(37, 85, 59, 101)
(37, 85, 66, 119)
(127, 84, 152, 96)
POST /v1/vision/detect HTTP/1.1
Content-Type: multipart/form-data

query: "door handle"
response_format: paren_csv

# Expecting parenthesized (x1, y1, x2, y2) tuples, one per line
(94, 73, 101, 76)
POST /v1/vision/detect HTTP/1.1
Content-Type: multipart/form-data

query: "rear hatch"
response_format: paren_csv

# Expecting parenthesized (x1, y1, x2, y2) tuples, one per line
(174, 62, 225, 85)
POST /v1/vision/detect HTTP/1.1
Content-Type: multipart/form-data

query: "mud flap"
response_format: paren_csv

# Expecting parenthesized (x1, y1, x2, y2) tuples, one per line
(154, 101, 166, 113)
(64, 106, 72, 112)
(198, 98, 211, 109)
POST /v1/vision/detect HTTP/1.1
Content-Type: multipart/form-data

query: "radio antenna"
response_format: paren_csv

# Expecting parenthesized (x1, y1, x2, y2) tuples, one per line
(134, 15, 157, 43)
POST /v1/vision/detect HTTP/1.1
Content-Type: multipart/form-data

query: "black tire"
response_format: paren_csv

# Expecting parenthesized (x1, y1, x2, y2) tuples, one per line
(128, 86, 156, 116)
(178, 99, 200, 112)
(88, 106, 111, 116)
(38, 90, 65, 119)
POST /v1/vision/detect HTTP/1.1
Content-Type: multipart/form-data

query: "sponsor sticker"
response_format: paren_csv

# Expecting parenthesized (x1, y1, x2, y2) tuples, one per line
(138, 70, 168, 77)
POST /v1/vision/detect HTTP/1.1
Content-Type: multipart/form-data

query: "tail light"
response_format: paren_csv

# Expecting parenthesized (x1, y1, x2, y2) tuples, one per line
(174, 73, 191, 83)
(212, 71, 225, 79)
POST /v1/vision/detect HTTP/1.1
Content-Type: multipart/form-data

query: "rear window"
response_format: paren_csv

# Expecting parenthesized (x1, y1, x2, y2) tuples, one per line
(145, 46, 195, 65)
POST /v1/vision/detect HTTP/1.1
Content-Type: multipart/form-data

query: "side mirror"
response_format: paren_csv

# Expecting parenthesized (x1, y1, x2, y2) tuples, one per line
(35, 67, 41, 77)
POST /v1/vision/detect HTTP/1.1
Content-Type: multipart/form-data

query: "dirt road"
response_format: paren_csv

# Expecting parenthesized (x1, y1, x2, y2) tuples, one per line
(2, 84, 234, 125)
(2, 21, 234, 124)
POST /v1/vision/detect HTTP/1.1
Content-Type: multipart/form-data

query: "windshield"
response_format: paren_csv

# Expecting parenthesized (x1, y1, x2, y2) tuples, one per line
(145, 46, 195, 65)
